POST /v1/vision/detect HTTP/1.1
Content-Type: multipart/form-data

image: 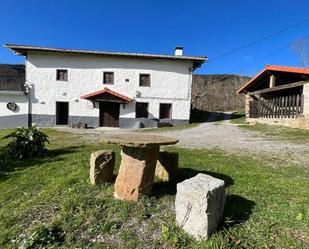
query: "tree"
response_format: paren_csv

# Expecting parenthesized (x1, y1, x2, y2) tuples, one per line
(291, 38, 309, 67)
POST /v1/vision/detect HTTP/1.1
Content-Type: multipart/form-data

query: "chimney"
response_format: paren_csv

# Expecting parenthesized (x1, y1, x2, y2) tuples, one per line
(175, 46, 183, 56)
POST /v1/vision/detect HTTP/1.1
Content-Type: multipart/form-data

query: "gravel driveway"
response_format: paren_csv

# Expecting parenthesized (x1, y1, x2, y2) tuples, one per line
(157, 120, 309, 167)
(64, 120, 309, 167)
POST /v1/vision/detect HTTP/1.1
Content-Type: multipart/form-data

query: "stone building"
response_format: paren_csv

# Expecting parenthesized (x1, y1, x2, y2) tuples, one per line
(238, 65, 309, 129)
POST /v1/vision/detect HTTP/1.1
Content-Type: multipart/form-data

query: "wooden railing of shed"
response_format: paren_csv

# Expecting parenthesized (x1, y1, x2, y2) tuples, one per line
(256, 94, 304, 118)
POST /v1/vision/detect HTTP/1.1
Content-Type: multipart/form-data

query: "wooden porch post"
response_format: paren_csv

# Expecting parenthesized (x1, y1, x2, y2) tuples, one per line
(269, 75, 276, 88)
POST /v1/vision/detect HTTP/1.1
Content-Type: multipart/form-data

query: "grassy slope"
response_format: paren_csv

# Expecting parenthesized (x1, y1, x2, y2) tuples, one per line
(231, 112, 309, 144)
(0, 129, 308, 248)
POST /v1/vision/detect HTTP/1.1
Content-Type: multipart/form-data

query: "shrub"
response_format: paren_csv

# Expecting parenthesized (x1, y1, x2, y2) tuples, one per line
(2, 126, 49, 159)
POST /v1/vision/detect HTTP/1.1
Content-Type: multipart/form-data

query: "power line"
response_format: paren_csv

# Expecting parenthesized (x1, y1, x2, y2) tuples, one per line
(230, 36, 309, 74)
(207, 17, 309, 63)
(232, 45, 291, 73)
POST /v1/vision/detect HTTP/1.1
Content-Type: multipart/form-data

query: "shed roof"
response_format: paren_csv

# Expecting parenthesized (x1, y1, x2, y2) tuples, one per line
(5, 44, 207, 67)
(0, 64, 25, 91)
(238, 65, 309, 94)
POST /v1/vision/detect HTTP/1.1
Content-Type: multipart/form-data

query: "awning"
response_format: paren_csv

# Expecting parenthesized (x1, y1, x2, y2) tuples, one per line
(80, 87, 133, 102)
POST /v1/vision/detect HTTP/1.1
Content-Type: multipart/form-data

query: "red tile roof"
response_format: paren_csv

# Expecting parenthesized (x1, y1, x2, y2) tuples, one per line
(81, 87, 133, 102)
(237, 65, 309, 94)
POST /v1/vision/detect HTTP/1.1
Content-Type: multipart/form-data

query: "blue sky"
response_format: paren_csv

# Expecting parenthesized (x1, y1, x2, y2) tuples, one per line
(0, 0, 309, 76)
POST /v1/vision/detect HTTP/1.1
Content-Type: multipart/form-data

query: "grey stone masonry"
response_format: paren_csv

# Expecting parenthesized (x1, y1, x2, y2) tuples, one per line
(175, 173, 225, 239)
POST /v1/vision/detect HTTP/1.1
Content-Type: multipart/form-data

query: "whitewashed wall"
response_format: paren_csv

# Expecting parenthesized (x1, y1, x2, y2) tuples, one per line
(26, 52, 193, 123)
(0, 93, 28, 128)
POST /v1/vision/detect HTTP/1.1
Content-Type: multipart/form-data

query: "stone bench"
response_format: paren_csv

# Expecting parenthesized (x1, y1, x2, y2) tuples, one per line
(155, 150, 179, 182)
(90, 150, 115, 185)
(175, 173, 225, 239)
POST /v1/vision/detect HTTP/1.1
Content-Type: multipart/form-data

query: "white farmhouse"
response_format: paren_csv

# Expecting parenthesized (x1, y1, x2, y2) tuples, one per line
(1, 44, 206, 129)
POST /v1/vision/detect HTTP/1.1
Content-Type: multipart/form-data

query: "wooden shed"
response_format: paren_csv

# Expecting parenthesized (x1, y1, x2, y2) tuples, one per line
(238, 65, 309, 129)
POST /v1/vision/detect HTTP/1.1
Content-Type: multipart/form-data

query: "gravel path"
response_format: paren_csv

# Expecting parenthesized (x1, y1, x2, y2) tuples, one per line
(157, 120, 309, 167)
(63, 119, 309, 167)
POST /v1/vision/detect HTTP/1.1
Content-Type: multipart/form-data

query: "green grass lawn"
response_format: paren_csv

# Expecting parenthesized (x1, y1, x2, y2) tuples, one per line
(0, 129, 308, 248)
(231, 112, 309, 144)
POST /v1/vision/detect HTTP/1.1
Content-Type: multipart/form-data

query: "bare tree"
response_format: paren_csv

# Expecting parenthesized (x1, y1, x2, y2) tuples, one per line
(191, 76, 208, 110)
(291, 38, 309, 67)
(191, 74, 249, 112)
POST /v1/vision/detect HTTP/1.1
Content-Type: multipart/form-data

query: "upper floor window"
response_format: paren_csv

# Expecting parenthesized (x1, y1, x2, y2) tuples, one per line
(56, 69, 68, 81)
(103, 72, 114, 84)
(136, 102, 149, 118)
(139, 74, 150, 87)
(159, 103, 172, 119)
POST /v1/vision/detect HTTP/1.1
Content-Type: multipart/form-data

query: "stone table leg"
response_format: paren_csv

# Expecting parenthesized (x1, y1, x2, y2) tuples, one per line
(114, 145, 159, 201)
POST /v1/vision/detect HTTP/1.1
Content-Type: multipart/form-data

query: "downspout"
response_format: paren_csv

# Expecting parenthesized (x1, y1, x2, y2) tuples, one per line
(188, 66, 195, 122)
(25, 81, 32, 128)
(27, 86, 32, 127)
(25, 55, 32, 128)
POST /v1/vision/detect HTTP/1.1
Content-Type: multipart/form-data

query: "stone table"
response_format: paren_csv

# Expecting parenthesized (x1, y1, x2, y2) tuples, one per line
(102, 133, 178, 201)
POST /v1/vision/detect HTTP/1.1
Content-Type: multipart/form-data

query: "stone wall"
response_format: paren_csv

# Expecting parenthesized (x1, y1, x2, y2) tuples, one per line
(245, 94, 252, 118)
(247, 117, 309, 129)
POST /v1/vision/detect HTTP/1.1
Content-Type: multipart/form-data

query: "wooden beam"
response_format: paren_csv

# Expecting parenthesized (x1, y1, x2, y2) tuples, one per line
(269, 74, 276, 88)
(248, 81, 308, 96)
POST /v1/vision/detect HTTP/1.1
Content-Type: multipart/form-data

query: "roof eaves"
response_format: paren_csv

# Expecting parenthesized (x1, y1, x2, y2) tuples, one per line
(4, 44, 207, 63)
(237, 64, 309, 94)
(80, 87, 133, 102)
(237, 67, 268, 94)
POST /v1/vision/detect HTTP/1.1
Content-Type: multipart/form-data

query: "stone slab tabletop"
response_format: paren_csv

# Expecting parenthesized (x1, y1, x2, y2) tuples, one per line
(102, 133, 179, 148)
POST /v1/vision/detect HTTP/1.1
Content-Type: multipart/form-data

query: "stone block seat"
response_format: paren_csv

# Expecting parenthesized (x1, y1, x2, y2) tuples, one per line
(90, 150, 115, 184)
(175, 173, 225, 239)
(155, 150, 179, 182)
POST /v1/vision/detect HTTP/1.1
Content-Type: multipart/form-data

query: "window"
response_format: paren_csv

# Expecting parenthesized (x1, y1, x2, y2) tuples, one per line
(56, 69, 68, 81)
(103, 72, 114, 84)
(159, 103, 172, 119)
(139, 74, 150, 87)
(136, 102, 149, 118)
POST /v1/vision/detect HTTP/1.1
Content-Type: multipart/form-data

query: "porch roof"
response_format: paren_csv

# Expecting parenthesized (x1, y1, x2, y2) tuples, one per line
(238, 65, 309, 94)
(80, 87, 133, 102)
